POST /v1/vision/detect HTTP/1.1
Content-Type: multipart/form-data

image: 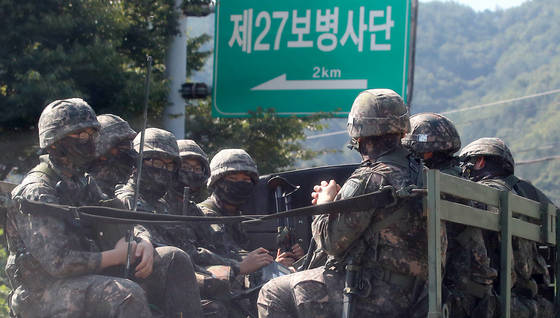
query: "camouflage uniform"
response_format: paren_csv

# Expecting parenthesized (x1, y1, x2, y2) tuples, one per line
(115, 128, 181, 242)
(199, 149, 259, 258)
(258, 89, 432, 318)
(460, 138, 554, 318)
(6, 99, 152, 318)
(197, 149, 261, 317)
(114, 128, 204, 317)
(403, 113, 497, 318)
(89, 114, 137, 197)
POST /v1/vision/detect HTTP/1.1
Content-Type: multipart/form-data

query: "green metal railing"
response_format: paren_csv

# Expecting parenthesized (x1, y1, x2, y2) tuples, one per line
(426, 169, 559, 318)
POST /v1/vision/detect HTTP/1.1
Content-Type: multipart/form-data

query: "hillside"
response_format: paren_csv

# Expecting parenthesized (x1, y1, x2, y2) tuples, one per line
(303, 0, 560, 204)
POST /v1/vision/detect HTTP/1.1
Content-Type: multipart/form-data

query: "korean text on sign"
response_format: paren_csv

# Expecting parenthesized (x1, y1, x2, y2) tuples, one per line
(228, 6, 395, 53)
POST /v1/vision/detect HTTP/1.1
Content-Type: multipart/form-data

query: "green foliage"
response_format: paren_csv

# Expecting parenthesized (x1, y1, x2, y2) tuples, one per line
(413, 0, 560, 204)
(0, 0, 179, 130)
(186, 99, 330, 174)
(187, 33, 212, 78)
(182, 0, 213, 17)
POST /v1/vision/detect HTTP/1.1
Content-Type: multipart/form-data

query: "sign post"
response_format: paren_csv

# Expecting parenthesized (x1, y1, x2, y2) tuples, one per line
(213, 0, 417, 117)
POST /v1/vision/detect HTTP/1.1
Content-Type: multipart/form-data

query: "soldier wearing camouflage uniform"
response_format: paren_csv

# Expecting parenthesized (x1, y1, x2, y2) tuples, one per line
(258, 89, 431, 317)
(459, 137, 554, 318)
(6, 98, 200, 317)
(166, 139, 211, 213)
(88, 114, 137, 197)
(116, 128, 179, 214)
(403, 113, 498, 317)
(198, 149, 280, 317)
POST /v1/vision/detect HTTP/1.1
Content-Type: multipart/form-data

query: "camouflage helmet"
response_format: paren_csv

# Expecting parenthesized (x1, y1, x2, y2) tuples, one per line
(177, 139, 210, 177)
(133, 128, 180, 161)
(38, 98, 100, 149)
(208, 149, 258, 188)
(347, 89, 410, 138)
(459, 137, 515, 173)
(96, 114, 136, 156)
(402, 112, 461, 155)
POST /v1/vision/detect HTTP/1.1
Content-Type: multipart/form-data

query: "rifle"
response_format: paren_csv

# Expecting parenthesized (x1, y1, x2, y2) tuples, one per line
(342, 241, 367, 318)
(267, 176, 299, 252)
(124, 55, 152, 279)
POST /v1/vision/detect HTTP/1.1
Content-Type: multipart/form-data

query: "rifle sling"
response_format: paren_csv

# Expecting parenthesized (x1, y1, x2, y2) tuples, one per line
(245, 186, 399, 223)
(17, 185, 405, 225)
(19, 199, 257, 224)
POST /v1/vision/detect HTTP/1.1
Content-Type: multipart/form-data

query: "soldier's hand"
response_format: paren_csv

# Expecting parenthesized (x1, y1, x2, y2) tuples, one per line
(239, 247, 274, 274)
(134, 239, 154, 279)
(275, 249, 296, 267)
(103, 237, 137, 268)
(311, 180, 341, 205)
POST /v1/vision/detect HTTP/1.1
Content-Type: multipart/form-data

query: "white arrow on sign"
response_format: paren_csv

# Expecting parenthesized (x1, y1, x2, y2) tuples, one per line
(251, 74, 368, 91)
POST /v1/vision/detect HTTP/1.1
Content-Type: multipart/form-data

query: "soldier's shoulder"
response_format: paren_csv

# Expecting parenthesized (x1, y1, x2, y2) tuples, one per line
(197, 197, 219, 216)
(12, 163, 59, 203)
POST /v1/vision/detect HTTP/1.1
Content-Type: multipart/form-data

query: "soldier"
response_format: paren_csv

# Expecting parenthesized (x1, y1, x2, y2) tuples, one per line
(6, 98, 201, 317)
(116, 128, 179, 214)
(88, 114, 137, 197)
(459, 137, 554, 318)
(258, 89, 430, 317)
(199, 149, 307, 316)
(166, 139, 211, 214)
(403, 113, 498, 317)
(200, 149, 304, 270)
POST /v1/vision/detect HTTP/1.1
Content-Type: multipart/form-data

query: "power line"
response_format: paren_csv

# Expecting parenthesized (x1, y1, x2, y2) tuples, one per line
(517, 155, 560, 166)
(307, 130, 347, 140)
(306, 88, 560, 140)
(515, 142, 560, 154)
(442, 88, 560, 115)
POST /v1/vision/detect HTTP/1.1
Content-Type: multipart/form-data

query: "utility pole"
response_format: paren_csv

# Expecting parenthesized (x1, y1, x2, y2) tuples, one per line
(164, 0, 214, 138)
(164, 0, 187, 139)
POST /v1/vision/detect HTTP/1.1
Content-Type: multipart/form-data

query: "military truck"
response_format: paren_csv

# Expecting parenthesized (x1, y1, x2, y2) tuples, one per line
(1, 164, 558, 318)
(241, 165, 559, 318)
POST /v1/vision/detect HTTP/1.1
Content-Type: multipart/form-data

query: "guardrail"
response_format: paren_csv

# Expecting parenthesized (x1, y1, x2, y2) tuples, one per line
(426, 169, 559, 318)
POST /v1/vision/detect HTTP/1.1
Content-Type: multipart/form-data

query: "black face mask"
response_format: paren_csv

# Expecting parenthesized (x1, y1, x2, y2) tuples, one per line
(177, 170, 206, 189)
(50, 136, 96, 173)
(139, 166, 173, 199)
(89, 151, 136, 189)
(214, 179, 255, 206)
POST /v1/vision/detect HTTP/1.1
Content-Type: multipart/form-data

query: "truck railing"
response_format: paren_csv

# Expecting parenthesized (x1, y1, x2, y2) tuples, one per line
(426, 169, 559, 318)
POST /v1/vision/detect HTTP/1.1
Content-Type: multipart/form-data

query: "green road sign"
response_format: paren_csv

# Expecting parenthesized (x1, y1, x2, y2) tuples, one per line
(212, 0, 417, 117)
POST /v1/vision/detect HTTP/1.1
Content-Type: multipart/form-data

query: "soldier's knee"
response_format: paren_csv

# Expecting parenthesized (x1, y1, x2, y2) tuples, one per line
(101, 279, 151, 317)
(160, 246, 194, 268)
(110, 278, 147, 300)
(258, 278, 293, 316)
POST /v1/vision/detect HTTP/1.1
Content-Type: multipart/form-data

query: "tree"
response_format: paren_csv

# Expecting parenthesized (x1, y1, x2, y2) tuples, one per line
(0, 0, 179, 130)
(186, 99, 329, 174)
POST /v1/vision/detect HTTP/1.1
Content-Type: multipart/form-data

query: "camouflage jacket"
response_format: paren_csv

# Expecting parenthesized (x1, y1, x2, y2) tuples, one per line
(312, 147, 429, 279)
(436, 160, 497, 296)
(479, 175, 551, 297)
(165, 187, 207, 212)
(198, 194, 249, 262)
(116, 180, 239, 271)
(5, 156, 149, 294)
(114, 178, 172, 246)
